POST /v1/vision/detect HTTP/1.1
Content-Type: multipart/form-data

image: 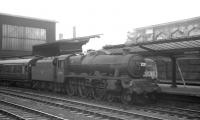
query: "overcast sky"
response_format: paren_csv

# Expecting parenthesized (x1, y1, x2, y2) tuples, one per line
(1, 0, 200, 51)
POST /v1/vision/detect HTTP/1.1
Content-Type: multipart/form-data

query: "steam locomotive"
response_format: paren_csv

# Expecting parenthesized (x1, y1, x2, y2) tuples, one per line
(0, 50, 160, 104)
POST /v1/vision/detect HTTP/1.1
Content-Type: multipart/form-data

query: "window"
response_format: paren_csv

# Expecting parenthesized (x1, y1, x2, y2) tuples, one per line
(57, 60, 64, 68)
(2, 24, 46, 51)
(0, 66, 3, 73)
(13, 65, 23, 73)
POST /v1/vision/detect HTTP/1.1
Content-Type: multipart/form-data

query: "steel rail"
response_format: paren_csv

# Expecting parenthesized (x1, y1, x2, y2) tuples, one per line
(0, 100, 67, 120)
(0, 87, 164, 120)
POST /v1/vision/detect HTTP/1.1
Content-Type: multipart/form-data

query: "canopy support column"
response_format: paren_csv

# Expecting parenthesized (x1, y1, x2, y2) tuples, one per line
(171, 56, 177, 88)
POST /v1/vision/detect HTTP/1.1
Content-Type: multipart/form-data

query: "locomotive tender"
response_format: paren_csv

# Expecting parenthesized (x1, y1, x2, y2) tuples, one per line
(0, 50, 160, 104)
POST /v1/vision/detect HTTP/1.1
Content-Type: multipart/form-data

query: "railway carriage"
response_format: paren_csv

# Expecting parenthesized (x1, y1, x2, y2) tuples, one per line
(0, 59, 32, 86)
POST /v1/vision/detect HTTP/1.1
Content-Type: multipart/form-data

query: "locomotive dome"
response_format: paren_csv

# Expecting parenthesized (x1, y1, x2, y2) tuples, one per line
(86, 50, 111, 56)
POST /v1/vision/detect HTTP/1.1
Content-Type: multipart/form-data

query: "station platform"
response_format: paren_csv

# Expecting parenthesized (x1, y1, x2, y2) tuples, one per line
(159, 84, 200, 97)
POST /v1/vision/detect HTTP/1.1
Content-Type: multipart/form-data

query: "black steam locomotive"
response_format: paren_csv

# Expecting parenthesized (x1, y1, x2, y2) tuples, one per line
(0, 50, 160, 104)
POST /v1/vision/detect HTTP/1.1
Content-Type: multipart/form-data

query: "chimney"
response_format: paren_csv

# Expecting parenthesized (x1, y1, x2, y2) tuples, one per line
(59, 33, 63, 40)
(73, 26, 76, 38)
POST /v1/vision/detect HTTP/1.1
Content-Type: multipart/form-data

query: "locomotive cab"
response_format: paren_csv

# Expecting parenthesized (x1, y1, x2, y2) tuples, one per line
(32, 57, 65, 83)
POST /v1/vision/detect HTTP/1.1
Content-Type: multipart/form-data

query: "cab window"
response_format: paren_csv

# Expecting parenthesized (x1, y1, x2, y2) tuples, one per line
(57, 60, 64, 68)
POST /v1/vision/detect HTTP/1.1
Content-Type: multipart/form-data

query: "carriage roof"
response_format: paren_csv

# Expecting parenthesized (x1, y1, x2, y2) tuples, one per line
(0, 58, 32, 65)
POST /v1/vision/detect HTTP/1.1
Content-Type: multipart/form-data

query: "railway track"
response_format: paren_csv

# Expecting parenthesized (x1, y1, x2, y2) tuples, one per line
(0, 109, 19, 120)
(133, 104, 200, 120)
(0, 99, 65, 120)
(1, 87, 200, 120)
(0, 94, 103, 120)
(0, 87, 165, 120)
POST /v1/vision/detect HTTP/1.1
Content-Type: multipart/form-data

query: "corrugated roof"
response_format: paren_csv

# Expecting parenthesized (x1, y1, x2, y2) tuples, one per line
(0, 12, 57, 23)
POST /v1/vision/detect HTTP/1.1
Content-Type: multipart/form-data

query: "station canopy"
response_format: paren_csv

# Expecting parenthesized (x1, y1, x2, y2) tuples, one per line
(33, 34, 102, 57)
(104, 17, 200, 57)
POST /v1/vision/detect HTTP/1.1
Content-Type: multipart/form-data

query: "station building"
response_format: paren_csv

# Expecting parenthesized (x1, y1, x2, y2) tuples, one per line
(0, 13, 56, 59)
(104, 16, 200, 87)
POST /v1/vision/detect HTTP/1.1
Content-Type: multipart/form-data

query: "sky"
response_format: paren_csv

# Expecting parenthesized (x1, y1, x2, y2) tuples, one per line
(1, 0, 200, 51)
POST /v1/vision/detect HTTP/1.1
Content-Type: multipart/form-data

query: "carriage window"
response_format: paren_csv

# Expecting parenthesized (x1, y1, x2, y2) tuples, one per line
(18, 66, 22, 73)
(0, 66, 3, 73)
(13, 66, 18, 73)
(10, 66, 13, 73)
(13, 65, 22, 73)
(1, 66, 5, 73)
(4, 66, 10, 73)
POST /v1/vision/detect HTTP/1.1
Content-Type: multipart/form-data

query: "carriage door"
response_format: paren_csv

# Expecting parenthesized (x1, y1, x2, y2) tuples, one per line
(57, 60, 64, 83)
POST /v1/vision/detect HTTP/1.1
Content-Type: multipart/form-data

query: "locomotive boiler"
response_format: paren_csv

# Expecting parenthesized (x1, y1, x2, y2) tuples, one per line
(68, 51, 146, 78)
